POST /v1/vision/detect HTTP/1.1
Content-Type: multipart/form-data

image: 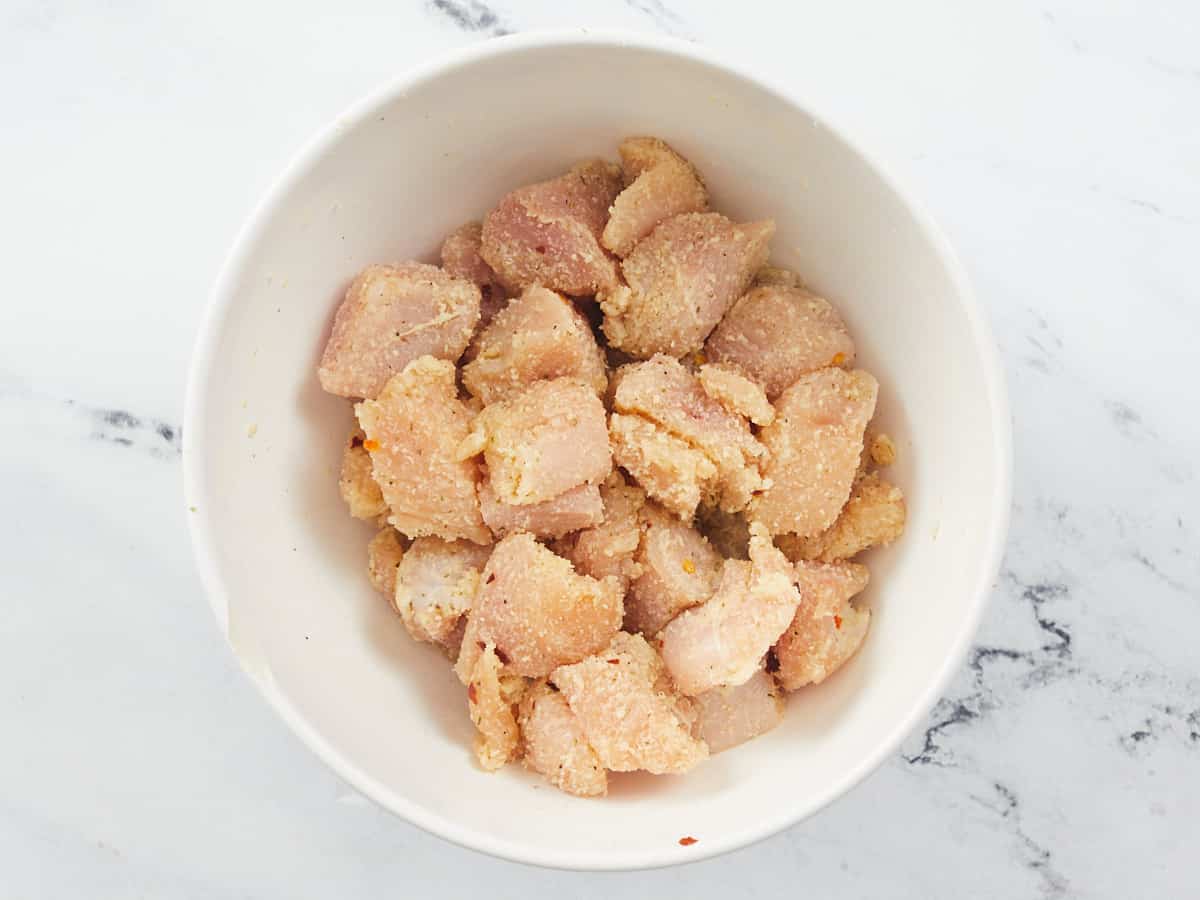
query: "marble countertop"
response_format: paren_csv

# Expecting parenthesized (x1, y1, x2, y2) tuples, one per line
(3, 1, 1197, 896)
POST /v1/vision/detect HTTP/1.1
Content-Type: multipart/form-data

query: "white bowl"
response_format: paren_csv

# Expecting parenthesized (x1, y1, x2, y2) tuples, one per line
(184, 30, 1011, 870)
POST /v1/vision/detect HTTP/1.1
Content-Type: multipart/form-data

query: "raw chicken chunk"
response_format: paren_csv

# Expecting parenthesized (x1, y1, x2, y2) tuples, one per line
(553, 472, 646, 588)
(774, 561, 871, 690)
(776, 472, 906, 562)
(366, 527, 406, 597)
(519, 682, 607, 797)
(318, 263, 481, 399)
(461, 378, 611, 507)
(705, 284, 856, 399)
(462, 285, 607, 404)
(625, 504, 722, 637)
(480, 159, 622, 297)
(609, 412, 716, 519)
(659, 527, 802, 695)
(600, 212, 774, 358)
(469, 533, 623, 678)
(693, 669, 783, 753)
(698, 363, 775, 426)
(464, 644, 520, 771)
(394, 537, 491, 646)
(478, 478, 603, 540)
(612, 355, 765, 513)
(601, 137, 708, 257)
(750, 368, 878, 537)
(551, 632, 708, 774)
(339, 427, 387, 520)
(355, 357, 489, 544)
(440, 221, 507, 327)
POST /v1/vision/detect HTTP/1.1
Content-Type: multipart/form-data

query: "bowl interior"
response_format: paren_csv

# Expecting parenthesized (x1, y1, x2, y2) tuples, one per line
(187, 35, 1008, 869)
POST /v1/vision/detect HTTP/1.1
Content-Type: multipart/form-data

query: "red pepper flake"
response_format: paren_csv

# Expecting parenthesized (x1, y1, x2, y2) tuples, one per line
(678, 836, 698, 846)
(834, 615, 843, 630)
(467, 683, 478, 704)
(362, 438, 380, 452)
(350, 435, 364, 449)
(495, 647, 511, 665)
(607, 658, 621, 665)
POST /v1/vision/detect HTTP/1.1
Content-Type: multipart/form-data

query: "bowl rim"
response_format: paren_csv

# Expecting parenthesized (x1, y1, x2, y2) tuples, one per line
(183, 27, 1013, 872)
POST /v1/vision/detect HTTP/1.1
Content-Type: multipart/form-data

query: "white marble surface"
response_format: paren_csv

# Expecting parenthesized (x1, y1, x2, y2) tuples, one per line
(2, 0, 1197, 896)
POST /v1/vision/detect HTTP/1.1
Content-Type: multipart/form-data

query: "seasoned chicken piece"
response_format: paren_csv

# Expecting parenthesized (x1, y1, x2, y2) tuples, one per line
(695, 505, 751, 560)
(519, 682, 608, 797)
(698, 363, 774, 426)
(551, 632, 708, 774)
(366, 527, 406, 597)
(393, 537, 491, 646)
(356, 357, 489, 544)
(625, 504, 722, 637)
(609, 412, 716, 519)
(693, 669, 783, 753)
(774, 561, 871, 690)
(478, 479, 603, 540)
(659, 526, 802, 695)
(462, 285, 607, 404)
(601, 137, 708, 257)
(751, 368, 878, 537)
(553, 472, 646, 588)
(318, 263, 481, 399)
(465, 644, 520, 771)
(704, 284, 856, 399)
(440, 221, 507, 328)
(339, 427, 387, 520)
(600, 212, 774, 359)
(776, 472, 906, 563)
(752, 265, 804, 288)
(469, 533, 622, 678)
(612, 355, 765, 513)
(461, 378, 612, 507)
(480, 159, 622, 297)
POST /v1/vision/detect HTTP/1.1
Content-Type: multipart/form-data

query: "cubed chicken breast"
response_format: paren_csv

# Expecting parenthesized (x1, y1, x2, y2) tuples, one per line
(469, 533, 623, 678)
(625, 504, 722, 637)
(698, 363, 775, 426)
(550, 632, 708, 774)
(519, 682, 608, 797)
(461, 378, 612, 507)
(440, 221, 507, 328)
(750, 368, 879, 537)
(478, 478, 604, 540)
(693, 669, 783, 753)
(464, 644, 520, 771)
(776, 472, 907, 563)
(553, 471, 646, 588)
(601, 137, 708, 257)
(609, 412, 716, 519)
(366, 527, 406, 597)
(318, 263, 481, 399)
(659, 526, 802, 695)
(339, 427, 387, 520)
(480, 159, 622, 297)
(612, 355, 765, 513)
(462, 285, 607, 405)
(355, 357, 490, 544)
(774, 561, 871, 690)
(393, 537, 491, 646)
(704, 284, 856, 400)
(600, 212, 774, 359)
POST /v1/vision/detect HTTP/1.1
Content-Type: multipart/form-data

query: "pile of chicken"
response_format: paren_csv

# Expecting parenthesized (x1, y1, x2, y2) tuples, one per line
(318, 138, 907, 797)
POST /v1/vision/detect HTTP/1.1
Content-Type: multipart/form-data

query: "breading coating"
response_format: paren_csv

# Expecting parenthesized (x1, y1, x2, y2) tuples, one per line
(601, 137, 708, 258)
(625, 504, 722, 637)
(394, 537, 491, 646)
(774, 561, 871, 690)
(519, 682, 608, 797)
